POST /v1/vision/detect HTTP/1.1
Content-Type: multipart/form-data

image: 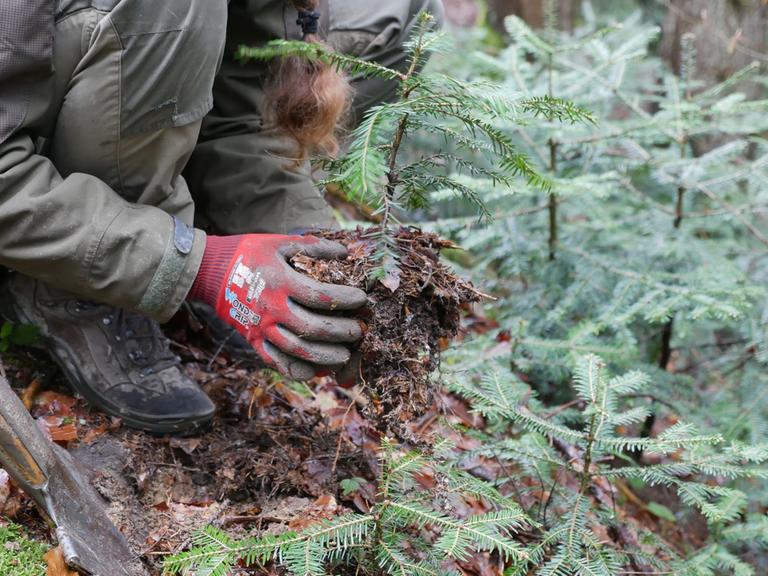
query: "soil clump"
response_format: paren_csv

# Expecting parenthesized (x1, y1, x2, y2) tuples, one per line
(292, 227, 480, 430)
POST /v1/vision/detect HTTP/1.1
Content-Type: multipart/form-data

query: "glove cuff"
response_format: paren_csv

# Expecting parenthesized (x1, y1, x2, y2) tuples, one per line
(188, 235, 243, 306)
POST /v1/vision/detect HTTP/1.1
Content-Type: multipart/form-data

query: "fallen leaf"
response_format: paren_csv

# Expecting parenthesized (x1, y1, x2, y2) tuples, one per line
(275, 382, 311, 411)
(21, 379, 42, 410)
(82, 423, 108, 444)
(414, 471, 436, 490)
(288, 495, 340, 530)
(313, 494, 337, 510)
(380, 259, 401, 293)
(590, 521, 612, 543)
(169, 437, 202, 455)
(43, 547, 78, 576)
(312, 390, 339, 413)
(135, 469, 150, 493)
(353, 493, 371, 513)
(0, 469, 24, 518)
(33, 391, 77, 418)
(37, 416, 78, 444)
(0, 470, 10, 509)
(496, 330, 512, 342)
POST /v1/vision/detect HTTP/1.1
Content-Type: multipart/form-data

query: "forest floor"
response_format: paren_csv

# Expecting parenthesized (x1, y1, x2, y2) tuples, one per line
(0, 230, 711, 576)
(0, 303, 708, 576)
(0, 310, 487, 575)
(0, 228, 497, 576)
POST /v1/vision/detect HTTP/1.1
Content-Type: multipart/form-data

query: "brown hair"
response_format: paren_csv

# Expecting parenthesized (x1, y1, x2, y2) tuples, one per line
(267, 0, 351, 160)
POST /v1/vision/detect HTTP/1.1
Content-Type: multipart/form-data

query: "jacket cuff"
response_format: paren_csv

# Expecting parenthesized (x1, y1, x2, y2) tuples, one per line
(136, 219, 206, 322)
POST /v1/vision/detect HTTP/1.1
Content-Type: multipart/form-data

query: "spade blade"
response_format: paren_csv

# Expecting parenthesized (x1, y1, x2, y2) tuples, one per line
(0, 367, 147, 576)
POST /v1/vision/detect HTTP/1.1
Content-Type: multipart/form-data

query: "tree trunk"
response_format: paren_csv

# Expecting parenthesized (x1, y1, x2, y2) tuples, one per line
(660, 0, 768, 98)
(487, 0, 581, 32)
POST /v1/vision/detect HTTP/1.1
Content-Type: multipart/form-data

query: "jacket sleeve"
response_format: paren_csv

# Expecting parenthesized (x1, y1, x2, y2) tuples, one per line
(0, 1, 205, 322)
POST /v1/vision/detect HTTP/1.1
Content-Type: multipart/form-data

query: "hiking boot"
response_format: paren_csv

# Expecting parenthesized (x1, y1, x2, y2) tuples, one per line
(1, 274, 215, 435)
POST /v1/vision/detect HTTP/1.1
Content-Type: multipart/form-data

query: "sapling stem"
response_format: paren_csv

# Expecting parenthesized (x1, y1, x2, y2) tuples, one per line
(659, 84, 691, 372)
(548, 138, 559, 261)
(546, 8, 558, 262)
(381, 15, 430, 230)
(647, 68, 693, 446)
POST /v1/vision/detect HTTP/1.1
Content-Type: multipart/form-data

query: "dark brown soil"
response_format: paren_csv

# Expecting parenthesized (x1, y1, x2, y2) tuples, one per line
(3, 360, 382, 575)
(292, 227, 481, 431)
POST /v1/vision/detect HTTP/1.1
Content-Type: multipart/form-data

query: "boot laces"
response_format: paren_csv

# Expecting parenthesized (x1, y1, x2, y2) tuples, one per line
(93, 305, 180, 374)
(45, 293, 181, 376)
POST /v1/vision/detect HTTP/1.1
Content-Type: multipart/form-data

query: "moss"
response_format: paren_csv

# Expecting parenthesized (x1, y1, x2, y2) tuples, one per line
(0, 523, 47, 576)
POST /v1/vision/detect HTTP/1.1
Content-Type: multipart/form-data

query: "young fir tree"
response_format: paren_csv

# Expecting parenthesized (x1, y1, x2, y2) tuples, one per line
(448, 353, 768, 574)
(237, 11, 591, 266)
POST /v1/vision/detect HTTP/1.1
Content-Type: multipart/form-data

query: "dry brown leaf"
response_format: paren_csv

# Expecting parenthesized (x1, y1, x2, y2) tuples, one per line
(169, 437, 202, 455)
(82, 423, 108, 444)
(275, 381, 311, 410)
(37, 416, 78, 444)
(380, 255, 401, 293)
(312, 390, 340, 413)
(0, 469, 24, 518)
(0, 470, 11, 517)
(0, 470, 10, 506)
(33, 391, 78, 419)
(20, 379, 42, 410)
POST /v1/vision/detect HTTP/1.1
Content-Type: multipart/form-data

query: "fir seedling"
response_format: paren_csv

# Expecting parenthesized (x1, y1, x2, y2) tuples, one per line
(432, 9, 768, 573)
(432, 10, 768, 406)
(448, 354, 768, 574)
(165, 439, 531, 576)
(239, 11, 593, 267)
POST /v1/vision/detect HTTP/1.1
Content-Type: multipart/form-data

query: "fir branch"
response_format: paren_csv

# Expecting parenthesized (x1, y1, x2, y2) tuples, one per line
(237, 40, 405, 81)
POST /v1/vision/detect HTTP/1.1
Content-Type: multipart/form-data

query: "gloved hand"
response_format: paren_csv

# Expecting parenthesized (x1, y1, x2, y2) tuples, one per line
(188, 234, 366, 381)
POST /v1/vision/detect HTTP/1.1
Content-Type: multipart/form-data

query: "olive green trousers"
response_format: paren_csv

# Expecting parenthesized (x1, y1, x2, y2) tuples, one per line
(0, 0, 443, 321)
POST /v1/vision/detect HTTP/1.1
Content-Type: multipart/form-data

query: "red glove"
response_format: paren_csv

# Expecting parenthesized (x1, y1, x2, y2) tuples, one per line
(188, 234, 366, 381)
